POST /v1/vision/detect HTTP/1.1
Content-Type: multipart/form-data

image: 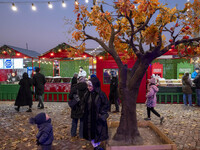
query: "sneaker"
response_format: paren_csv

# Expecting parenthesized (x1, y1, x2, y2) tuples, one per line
(26, 109, 32, 112)
(160, 117, 164, 125)
(144, 118, 151, 121)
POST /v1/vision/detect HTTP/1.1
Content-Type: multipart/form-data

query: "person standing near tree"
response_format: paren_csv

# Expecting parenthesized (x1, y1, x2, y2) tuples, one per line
(15, 72, 33, 112)
(33, 68, 46, 109)
(109, 72, 119, 113)
(69, 77, 88, 138)
(82, 77, 109, 150)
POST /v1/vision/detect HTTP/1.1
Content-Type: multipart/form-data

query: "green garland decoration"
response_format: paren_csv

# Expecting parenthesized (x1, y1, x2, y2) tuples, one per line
(0, 45, 16, 58)
(51, 43, 75, 53)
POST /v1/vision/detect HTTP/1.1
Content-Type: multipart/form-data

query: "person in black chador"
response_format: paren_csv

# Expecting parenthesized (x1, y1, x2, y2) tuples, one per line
(83, 77, 109, 150)
(109, 73, 119, 113)
(69, 77, 87, 138)
(15, 72, 33, 112)
(33, 68, 46, 109)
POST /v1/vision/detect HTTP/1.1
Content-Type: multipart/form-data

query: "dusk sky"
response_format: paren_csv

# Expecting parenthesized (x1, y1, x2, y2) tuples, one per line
(0, 0, 191, 54)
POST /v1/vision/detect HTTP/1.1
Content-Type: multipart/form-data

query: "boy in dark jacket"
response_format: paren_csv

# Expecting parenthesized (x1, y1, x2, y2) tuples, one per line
(30, 112, 54, 150)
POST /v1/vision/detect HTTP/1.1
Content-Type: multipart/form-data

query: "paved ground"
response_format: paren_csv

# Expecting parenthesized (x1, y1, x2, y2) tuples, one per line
(0, 101, 199, 150)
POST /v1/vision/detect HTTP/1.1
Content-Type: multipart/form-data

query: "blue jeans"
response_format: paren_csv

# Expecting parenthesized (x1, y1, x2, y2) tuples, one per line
(183, 94, 192, 106)
(196, 89, 200, 106)
(71, 118, 83, 138)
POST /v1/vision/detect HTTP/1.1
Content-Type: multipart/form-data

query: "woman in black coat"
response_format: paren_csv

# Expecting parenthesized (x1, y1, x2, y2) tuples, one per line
(15, 72, 33, 112)
(83, 77, 109, 150)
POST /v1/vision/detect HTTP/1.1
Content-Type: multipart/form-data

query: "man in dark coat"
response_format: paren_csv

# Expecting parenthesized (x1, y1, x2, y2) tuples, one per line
(69, 77, 87, 138)
(193, 73, 200, 106)
(33, 68, 46, 109)
(83, 77, 109, 150)
(109, 74, 119, 112)
(15, 72, 33, 112)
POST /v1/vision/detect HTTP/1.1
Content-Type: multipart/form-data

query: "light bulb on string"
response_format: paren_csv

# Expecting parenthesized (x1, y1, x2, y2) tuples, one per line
(62, 1, 66, 7)
(75, 0, 79, 5)
(48, 2, 53, 9)
(11, 3, 17, 11)
(32, 3, 37, 11)
(85, 0, 89, 3)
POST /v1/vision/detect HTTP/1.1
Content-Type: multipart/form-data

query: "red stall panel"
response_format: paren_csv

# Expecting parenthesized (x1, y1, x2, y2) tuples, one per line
(96, 56, 146, 103)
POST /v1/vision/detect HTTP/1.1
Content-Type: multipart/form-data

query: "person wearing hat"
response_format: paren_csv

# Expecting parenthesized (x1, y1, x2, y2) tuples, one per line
(29, 112, 54, 150)
(78, 66, 87, 78)
(191, 68, 199, 79)
(145, 77, 164, 125)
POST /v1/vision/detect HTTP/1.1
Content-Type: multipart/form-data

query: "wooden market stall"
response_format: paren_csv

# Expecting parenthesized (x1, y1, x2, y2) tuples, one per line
(149, 49, 197, 104)
(0, 45, 40, 101)
(37, 43, 93, 102)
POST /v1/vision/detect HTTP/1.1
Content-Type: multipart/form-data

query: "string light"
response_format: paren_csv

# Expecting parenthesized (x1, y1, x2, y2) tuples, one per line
(11, 3, 17, 11)
(31, 3, 37, 11)
(75, 0, 79, 5)
(3, 0, 93, 12)
(48, 2, 53, 9)
(62, 0, 66, 7)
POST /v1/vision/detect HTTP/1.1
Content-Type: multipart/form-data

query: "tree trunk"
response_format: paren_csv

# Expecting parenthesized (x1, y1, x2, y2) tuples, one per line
(113, 62, 148, 145)
(113, 83, 143, 144)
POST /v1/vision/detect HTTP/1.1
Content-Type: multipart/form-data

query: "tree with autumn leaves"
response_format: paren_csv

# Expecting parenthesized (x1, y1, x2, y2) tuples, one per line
(70, 0, 200, 144)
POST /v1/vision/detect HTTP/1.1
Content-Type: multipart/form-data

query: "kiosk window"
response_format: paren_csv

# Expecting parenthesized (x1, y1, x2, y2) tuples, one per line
(103, 69, 118, 84)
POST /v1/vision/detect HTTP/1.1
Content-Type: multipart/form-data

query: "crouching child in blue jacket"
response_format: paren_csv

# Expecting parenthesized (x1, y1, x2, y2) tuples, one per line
(30, 112, 54, 150)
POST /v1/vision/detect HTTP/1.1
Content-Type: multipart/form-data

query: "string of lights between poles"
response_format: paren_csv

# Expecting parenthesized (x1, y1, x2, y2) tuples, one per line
(0, 0, 89, 11)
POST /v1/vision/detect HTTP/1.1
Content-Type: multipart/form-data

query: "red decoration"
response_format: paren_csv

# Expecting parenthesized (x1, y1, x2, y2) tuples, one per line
(183, 36, 189, 39)
(171, 45, 175, 49)
(185, 26, 190, 30)
(169, 39, 173, 43)
(151, 62, 163, 78)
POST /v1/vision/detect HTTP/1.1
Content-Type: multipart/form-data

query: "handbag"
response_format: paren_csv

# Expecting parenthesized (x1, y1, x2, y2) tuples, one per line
(68, 90, 80, 108)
